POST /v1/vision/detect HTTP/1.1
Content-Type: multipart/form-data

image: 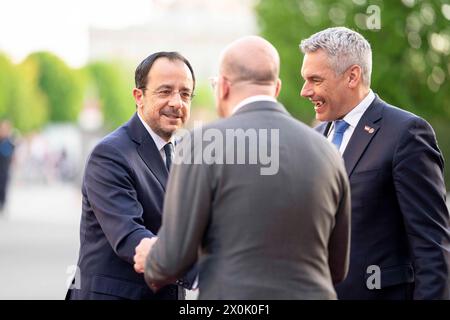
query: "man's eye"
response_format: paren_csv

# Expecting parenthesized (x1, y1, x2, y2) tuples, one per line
(180, 92, 191, 98)
(159, 90, 172, 95)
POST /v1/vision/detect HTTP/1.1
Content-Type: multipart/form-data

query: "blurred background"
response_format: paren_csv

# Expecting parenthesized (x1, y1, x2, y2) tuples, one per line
(0, 0, 449, 299)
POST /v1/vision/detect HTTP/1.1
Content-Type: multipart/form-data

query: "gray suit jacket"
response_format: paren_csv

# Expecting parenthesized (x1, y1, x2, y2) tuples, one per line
(145, 101, 351, 299)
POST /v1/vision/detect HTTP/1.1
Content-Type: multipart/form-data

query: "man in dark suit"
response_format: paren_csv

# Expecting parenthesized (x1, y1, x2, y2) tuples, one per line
(133, 36, 351, 299)
(67, 52, 196, 300)
(300, 27, 450, 299)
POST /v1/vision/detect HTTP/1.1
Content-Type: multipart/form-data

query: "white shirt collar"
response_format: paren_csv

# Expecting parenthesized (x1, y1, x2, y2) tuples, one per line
(341, 89, 375, 128)
(137, 112, 174, 151)
(232, 95, 277, 115)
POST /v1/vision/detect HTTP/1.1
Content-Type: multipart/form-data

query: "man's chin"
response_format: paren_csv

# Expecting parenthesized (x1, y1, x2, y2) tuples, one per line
(162, 116, 183, 124)
(152, 125, 176, 141)
(162, 125, 181, 136)
(315, 112, 335, 122)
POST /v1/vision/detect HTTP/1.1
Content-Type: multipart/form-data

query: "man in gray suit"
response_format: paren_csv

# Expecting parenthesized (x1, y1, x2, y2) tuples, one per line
(133, 36, 351, 299)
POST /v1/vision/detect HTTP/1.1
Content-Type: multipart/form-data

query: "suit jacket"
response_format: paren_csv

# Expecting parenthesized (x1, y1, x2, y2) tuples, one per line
(144, 101, 351, 299)
(316, 95, 450, 300)
(67, 112, 194, 300)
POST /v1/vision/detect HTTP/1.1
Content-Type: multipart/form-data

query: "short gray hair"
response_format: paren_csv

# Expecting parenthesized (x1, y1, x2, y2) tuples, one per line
(300, 27, 372, 87)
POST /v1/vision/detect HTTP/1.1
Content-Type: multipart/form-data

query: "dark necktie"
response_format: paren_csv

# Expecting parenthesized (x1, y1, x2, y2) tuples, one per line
(163, 142, 173, 172)
(331, 120, 350, 150)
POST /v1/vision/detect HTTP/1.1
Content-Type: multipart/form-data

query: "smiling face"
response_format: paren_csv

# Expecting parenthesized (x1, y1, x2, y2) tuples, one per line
(300, 50, 351, 122)
(133, 57, 193, 141)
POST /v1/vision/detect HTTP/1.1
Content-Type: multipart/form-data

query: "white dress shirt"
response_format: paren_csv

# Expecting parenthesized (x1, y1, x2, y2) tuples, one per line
(137, 112, 174, 163)
(327, 90, 375, 155)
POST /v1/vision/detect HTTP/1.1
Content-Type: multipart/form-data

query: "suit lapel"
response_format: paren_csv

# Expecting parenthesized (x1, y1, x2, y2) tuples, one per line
(137, 138, 168, 189)
(342, 97, 383, 176)
(128, 113, 168, 190)
(316, 121, 332, 137)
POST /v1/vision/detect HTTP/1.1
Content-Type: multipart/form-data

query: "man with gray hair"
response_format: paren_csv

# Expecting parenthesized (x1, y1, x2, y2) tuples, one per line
(133, 35, 351, 299)
(300, 26, 450, 300)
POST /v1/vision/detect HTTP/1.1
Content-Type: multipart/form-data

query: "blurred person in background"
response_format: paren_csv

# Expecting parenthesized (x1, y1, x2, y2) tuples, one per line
(0, 119, 15, 215)
(300, 27, 450, 300)
(66, 52, 197, 300)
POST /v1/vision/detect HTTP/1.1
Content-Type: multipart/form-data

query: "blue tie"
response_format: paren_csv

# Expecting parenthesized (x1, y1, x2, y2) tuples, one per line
(331, 120, 349, 150)
(163, 142, 173, 172)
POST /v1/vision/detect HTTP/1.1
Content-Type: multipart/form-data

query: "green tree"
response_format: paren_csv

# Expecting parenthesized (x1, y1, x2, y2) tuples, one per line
(0, 52, 48, 132)
(256, 0, 450, 187)
(10, 59, 49, 133)
(0, 53, 16, 119)
(85, 61, 135, 130)
(192, 81, 215, 110)
(25, 51, 84, 122)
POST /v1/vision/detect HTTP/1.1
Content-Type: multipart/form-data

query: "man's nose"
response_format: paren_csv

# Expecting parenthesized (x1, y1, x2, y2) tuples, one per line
(168, 92, 183, 109)
(300, 82, 313, 98)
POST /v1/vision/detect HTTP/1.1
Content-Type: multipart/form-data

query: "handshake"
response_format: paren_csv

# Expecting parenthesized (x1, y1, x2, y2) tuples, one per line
(133, 237, 157, 274)
(133, 237, 196, 292)
(133, 237, 160, 291)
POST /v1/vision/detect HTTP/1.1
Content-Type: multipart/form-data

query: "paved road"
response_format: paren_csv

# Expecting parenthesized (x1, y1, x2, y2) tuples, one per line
(0, 182, 80, 299)
(0, 182, 198, 300)
(1, 181, 449, 300)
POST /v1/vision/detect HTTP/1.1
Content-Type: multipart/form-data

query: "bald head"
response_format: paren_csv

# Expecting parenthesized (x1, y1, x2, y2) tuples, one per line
(220, 36, 280, 84)
(214, 36, 282, 118)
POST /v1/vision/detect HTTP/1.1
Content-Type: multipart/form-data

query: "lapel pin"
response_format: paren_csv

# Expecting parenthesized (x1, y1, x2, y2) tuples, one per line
(364, 125, 375, 134)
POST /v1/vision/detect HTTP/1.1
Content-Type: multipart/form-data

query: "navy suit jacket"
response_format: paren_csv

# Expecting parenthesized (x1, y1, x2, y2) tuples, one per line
(67, 113, 195, 300)
(316, 95, 450, 299)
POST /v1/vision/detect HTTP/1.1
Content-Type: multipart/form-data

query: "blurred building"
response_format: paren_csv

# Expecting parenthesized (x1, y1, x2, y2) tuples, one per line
(88, 0, 257, 79)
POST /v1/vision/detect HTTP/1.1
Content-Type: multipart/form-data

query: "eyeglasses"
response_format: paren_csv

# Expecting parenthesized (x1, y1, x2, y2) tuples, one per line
(209, 76, 218, 90)
(208, 76, 256, 90)
(140, 87, 195, 102)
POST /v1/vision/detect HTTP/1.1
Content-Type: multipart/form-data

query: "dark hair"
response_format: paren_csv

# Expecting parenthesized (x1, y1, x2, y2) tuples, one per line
(135, 51, 196, 91)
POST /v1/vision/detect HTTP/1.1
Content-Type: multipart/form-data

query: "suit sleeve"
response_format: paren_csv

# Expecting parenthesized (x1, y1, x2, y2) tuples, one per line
(84, 142, 154, 264)
(145, 135, 212, 288)
(328, 156, 351, 284)
(393, 117, 450, 299)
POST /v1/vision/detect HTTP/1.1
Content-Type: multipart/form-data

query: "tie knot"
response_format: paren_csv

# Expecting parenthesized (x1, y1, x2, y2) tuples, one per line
(334, 120, 349, 134)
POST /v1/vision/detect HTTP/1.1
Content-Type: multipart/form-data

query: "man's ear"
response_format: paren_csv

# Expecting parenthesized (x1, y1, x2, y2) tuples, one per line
(133, 88, 144, 108)
(274, 78, 282, 98)
(219, 76, 230, 101)
(348, 65, 362, 89)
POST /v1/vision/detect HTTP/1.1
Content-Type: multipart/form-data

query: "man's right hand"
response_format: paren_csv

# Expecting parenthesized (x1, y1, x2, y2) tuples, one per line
(133, 237, 158, 274)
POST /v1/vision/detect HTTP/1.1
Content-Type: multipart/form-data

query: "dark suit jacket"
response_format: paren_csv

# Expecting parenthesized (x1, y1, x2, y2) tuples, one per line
(317, 95, 450, 300)
(145, 101, 351, 299)
(67, 113, 194, 300)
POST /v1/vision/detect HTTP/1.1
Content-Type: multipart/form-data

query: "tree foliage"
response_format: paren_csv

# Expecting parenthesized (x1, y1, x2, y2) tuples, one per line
(192, 81, 215, 110)
(256, 0, 450, 187)
(0, 53, 14, 118)
(85, 61, 135, 130)
(11, 60, 49, 133)
(24, 51, 84, 122)
(0, 52, 48, 133)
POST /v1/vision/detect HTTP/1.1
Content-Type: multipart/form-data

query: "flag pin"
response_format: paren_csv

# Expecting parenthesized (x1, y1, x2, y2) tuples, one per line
(364, 125, 375, 134)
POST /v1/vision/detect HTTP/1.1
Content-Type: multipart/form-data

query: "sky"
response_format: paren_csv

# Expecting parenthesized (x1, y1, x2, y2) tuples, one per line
(0, 0, 155, 67)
